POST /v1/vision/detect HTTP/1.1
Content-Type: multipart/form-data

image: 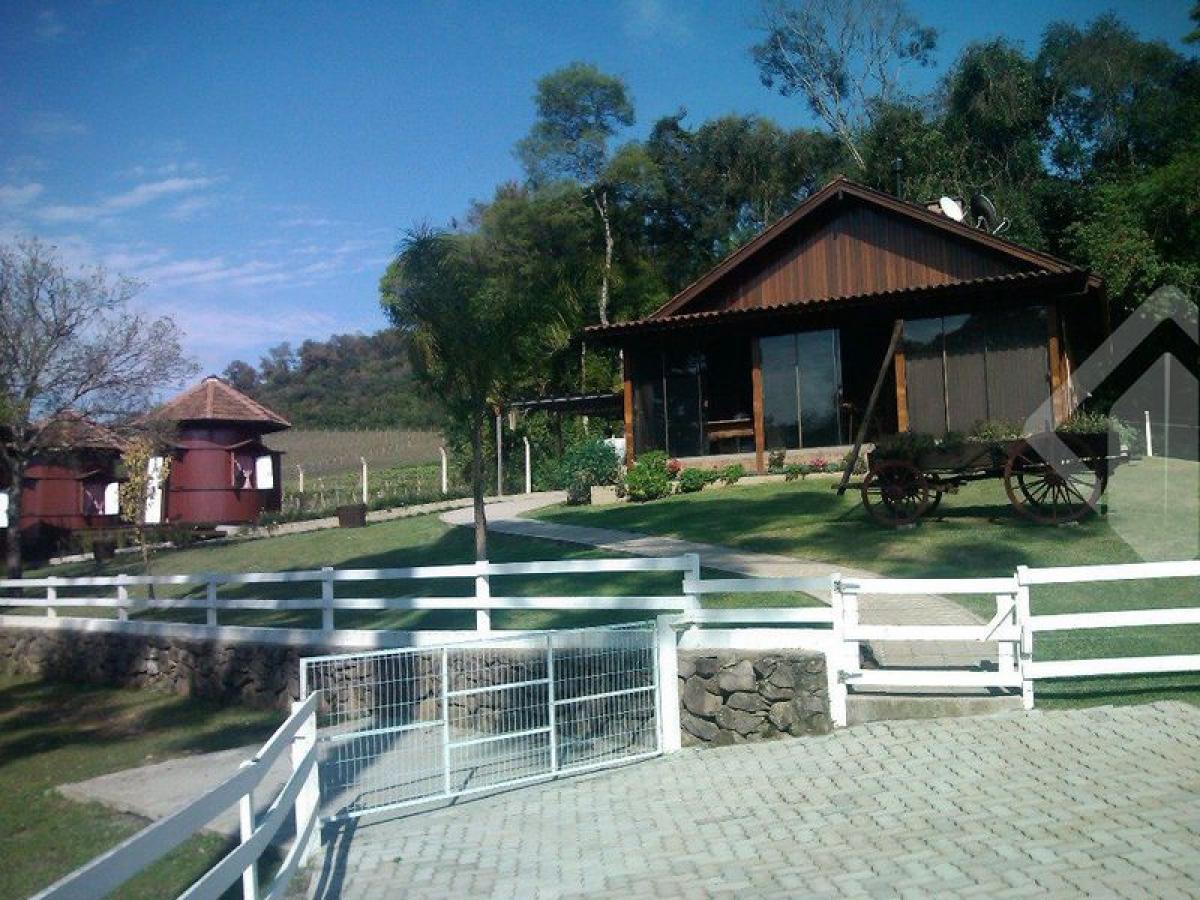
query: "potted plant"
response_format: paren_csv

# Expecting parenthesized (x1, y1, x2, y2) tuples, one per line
(336, 503, 368, 528)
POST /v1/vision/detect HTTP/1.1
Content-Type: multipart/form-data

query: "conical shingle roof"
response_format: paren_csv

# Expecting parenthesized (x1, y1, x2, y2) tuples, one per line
(152, 376, 291, 432)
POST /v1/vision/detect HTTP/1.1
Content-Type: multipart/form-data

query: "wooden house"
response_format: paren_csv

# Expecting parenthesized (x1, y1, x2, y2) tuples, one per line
(5, 414, 126, 542)
(147, 376, 289, 524)
(585, 177, 1106, 471)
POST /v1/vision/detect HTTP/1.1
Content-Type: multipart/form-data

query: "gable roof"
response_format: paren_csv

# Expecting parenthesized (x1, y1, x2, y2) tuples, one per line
(647, 176, 1093, 321)
(151, 376, 291, 431)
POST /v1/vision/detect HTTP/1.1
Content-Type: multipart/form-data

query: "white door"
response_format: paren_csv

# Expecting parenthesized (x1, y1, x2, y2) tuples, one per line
(144, 457, 165, 524)
(255, 455, 275, 490)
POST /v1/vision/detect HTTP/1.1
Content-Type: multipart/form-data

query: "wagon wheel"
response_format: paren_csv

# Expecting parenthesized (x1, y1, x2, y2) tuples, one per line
(1003, 438, 1106, 524)
(922, 475, 945, 516)
(861, 460, 930, 526)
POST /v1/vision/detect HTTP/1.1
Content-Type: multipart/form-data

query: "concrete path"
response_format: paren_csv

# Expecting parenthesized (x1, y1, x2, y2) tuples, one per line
(308, 701, 1200, 899)
(441, 494, 993, 671)
(58, 743, 292, 838)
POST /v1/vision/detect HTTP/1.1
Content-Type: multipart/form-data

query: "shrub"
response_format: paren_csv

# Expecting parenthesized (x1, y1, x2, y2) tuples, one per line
(767, 448, 786, 472)
(968, 419, 1026, 443)
(561, 439, 620, 505)
(810, 456, 828, 471)
(678, 467, 708, 493)
(624, 452, 671, 502)
(841, 451, 867, 474)
(783, 464, 805, 482)
(721, 463, 746, 485)
(666, 457, 682, 478)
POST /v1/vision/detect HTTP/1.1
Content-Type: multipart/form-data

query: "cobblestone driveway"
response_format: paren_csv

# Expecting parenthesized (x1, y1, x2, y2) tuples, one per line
(308, 702, 1200, 899)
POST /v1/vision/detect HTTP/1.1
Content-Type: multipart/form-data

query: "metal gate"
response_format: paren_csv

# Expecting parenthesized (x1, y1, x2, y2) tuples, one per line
(300, 622, 661, 821)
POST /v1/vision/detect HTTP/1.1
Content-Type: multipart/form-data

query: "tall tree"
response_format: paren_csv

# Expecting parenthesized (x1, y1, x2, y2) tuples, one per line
(752, 0, 936, 170)
(380, 227, 550, 559)
(0, 239, 195, 577)
(517, 62, 635, 326)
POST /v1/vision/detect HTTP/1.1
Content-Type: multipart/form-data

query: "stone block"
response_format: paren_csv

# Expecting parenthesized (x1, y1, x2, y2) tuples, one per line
(681, 709, 719, 742)
(715, 660, 756, 693)
(726, 691, 768, 713)
(682, 677, 722, 717)
(715, 706, 765, 735)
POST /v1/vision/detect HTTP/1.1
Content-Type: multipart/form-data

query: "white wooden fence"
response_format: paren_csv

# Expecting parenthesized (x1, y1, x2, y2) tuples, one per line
(33, 692, 321, 900)
(3, 556, 1198, 728)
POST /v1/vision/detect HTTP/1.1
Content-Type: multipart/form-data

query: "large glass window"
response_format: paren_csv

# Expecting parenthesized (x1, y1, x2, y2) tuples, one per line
(902, 308, 1050, 434)
(630, 339, 754, 457)
(760, 329, 844, 449)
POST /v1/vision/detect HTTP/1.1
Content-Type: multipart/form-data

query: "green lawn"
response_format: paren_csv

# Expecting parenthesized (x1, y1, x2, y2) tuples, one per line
(0, 676, 283, 900)
(22, 512, 813, 633)
(534, 457, 1200, 708)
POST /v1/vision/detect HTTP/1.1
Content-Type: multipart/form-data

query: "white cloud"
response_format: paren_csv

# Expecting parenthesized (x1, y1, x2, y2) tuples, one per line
(34, 176, 218, 223)
(25, 111, 88, 138)
(35, 8, 66, 40)
(280, 216, 342, 228)
(165, 195, 215, 221)
(0, 183, 44, 207)
(622, 0, 692, 44)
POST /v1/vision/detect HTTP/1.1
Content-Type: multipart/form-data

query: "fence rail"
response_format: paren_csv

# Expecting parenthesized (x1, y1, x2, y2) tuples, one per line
(2, 555, 1197, 724)
(33, 693, 321, 900)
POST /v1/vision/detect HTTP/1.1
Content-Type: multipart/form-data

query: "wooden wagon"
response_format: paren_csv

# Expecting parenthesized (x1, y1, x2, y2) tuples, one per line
(855, 430, 1128, 526)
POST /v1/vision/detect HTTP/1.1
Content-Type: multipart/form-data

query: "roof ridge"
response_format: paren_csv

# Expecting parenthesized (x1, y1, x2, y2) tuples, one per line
(643, 176, 1085, 321)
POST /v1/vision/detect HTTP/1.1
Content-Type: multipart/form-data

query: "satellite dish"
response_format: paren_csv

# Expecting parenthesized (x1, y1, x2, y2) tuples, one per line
(938, 196, 965, 222)
(969, 192, 1010, 235)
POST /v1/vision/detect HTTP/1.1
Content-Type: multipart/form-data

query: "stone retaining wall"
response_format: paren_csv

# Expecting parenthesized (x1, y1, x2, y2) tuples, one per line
(0, 629, 309, 709)
(679, 650, 830, 746)
(0, 630, 833, 746)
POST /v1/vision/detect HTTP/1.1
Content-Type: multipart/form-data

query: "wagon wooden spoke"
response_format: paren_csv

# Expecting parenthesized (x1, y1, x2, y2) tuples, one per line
(1004, 438, 1106, 525)
(860, 460, 930, 527)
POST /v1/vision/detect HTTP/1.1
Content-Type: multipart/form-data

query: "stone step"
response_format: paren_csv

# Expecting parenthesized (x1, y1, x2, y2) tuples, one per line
(846, 690, 1023, 726)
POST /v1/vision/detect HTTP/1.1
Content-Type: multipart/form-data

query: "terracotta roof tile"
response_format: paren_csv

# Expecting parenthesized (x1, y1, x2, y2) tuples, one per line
(152, 376, 291, 430)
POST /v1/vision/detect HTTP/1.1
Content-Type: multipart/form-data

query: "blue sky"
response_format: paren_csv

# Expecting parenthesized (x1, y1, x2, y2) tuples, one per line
(1, 1, 1194, 376)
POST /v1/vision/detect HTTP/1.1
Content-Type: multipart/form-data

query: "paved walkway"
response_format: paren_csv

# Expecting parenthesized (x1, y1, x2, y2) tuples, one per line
(58, 743, 292, 838)
(308, 701, 1200, 898)
(441, 494, 991, 670)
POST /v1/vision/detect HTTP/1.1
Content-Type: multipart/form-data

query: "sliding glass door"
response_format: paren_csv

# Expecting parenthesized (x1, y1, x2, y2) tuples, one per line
(760, 329, 843, 449)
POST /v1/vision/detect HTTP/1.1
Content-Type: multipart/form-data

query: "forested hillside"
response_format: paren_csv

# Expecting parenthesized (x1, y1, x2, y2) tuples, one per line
(221, 329, 442, 429)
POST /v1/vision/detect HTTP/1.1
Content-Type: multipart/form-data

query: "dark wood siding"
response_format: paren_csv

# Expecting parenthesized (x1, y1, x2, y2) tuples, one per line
(691, 203, 1030, 313)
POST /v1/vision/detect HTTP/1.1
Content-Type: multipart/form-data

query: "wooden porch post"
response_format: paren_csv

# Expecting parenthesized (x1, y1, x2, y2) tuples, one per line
(1047, 303, 1069, 425)
(894, 341, 909, 433)
(622, 348, 635, 468)
(751, 338, 765, 474)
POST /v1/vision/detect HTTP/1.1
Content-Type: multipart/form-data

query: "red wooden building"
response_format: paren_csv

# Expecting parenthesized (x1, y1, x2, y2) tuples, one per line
(5, 414, 126, 541)
(148, 376, 290, 525)
(586, 177, 1105, 471)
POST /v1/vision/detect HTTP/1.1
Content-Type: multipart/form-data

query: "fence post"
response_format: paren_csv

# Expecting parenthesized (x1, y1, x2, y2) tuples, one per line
(655, 615, 681, 753)
(546, 632, 558, 773)
(1015, 566, 1035, 711)
(320, 567, 335, 632)
(360, 457, 368, 505)
(116, 574, 129, 622)
(291, 698, 321, 865)
(296, 464, 304, 495)
(237, 761, 259, 900)
(495, 411, 504, 498)
(206, 575, 218, 627)
(474, 560, 491, 633)
(523, 437, 532, 495)
(45, 576, 57, 619)
(996, 592, 1017, 679)
(439, 446, 448, 495)
(440, 647, 451, 796)
(683, 553, 701, 616)
(827, 574, 848, 728)
(1144, 410, 1153, 457)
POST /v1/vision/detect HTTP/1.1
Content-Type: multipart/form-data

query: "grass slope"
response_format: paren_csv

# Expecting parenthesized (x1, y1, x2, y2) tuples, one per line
(0, 677, 282, 900)
(534, 457, 1200, 707)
